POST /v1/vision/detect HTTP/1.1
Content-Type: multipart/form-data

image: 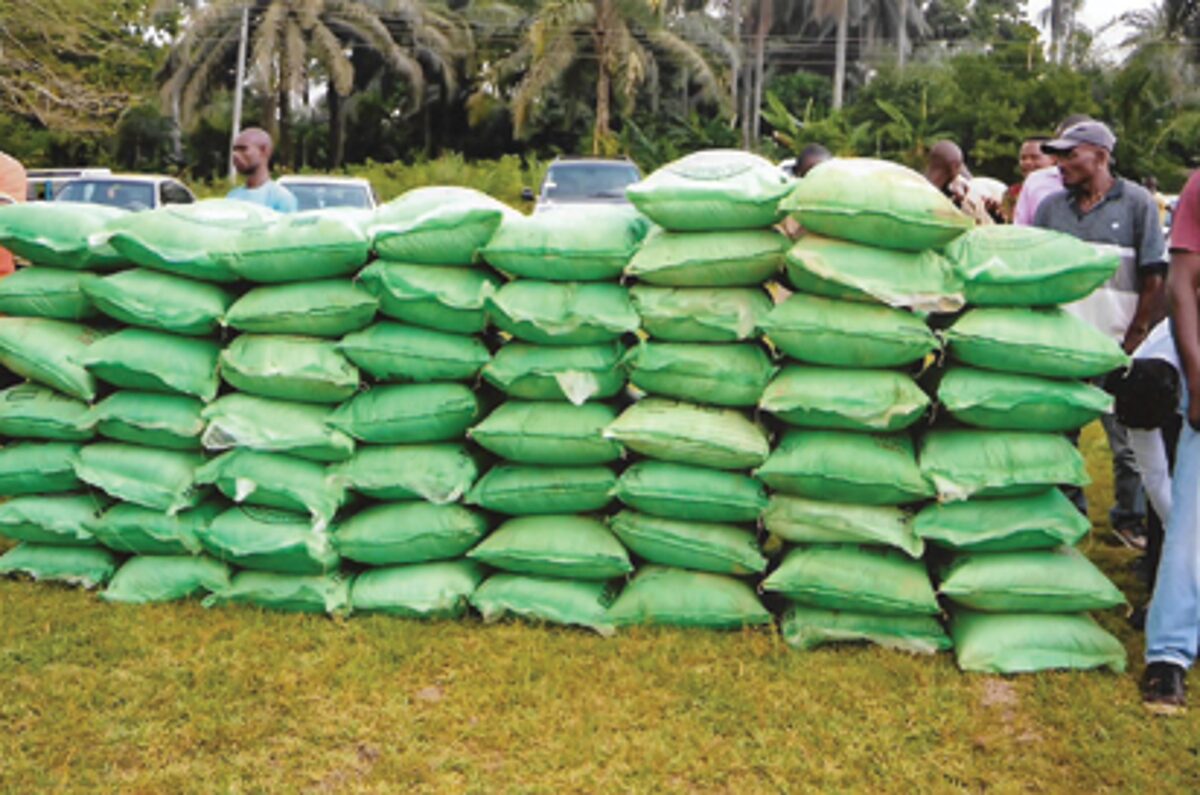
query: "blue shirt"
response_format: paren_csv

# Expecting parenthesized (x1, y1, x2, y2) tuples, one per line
(227, 180, 298, 213)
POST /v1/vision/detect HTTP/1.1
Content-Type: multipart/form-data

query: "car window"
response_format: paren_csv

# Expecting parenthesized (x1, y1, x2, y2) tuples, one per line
(542, 164, 641, 200)
(56, 180, 155, 211)
(160, 181, 194, 205)
(284, 183, 372, 211)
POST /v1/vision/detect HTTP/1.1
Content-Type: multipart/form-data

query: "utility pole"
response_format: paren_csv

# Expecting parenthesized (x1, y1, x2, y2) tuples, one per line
(228, 5, 250, 183)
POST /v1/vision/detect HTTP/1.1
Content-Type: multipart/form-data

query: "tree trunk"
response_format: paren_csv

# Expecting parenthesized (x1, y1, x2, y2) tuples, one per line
(328, 89, 345, 169)
(898, 0, 908, 69)
(731, 0, 741, 128)
(1050, 0, 1063, 64)
(278, 85, 292, 171)
(751, 0, 771, 145)
(593, 0, 613, 155)
(832, 1, 848, 110)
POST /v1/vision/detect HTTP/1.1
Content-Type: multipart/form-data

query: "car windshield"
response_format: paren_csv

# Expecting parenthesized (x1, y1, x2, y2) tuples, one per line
(542, 163, 640, 200)
(56, 180, 155, 211)
(284, 183, 372, 211)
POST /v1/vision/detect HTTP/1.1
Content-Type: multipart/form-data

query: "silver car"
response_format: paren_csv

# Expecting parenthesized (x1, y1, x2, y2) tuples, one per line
(523, 158, 642, 214)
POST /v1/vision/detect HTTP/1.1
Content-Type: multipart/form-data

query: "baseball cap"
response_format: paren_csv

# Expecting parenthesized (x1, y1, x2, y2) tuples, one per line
(1041, 120, 1117, 154)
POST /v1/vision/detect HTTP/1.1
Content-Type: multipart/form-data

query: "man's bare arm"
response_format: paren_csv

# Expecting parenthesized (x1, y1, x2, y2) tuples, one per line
(1125, 271, 1167, 354)
(1169, 252, 1200, 427)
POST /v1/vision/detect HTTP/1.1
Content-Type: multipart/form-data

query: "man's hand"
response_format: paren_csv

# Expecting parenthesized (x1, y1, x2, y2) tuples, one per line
(1189, 385, 1200, 431)
(1123, 324, 1150, 355)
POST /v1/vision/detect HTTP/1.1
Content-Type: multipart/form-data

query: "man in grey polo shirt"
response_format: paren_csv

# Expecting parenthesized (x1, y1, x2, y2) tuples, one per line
(1035, 120, 1168, 547)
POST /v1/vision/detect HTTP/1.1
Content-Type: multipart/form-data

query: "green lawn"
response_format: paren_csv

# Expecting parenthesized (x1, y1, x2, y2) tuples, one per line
(2, 423, 1199, 792)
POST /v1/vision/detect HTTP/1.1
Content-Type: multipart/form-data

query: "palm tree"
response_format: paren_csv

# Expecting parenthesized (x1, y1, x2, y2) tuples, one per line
(161, 0, 464, 167)
(489, 0, 728, 155)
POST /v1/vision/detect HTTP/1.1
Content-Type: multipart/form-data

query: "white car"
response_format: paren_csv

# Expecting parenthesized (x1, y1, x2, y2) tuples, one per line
(278, 176, 377, 211)
(53, 174, 194, 211)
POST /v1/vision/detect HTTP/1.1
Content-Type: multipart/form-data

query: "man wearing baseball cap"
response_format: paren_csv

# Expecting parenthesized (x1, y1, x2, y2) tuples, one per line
(1034, 120, 1168, 550)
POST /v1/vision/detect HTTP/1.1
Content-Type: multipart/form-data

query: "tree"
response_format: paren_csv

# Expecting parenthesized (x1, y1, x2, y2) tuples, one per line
(494, 0, 727, 155)
(160, 0, 464, 168)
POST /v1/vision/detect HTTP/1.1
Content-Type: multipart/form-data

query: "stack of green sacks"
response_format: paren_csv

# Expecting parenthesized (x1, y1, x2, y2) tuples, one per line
(0, 201, 227, 599)
(98, 199, 377, 612)
(325, 188, 507, 620)
(924, 224, 1130, 673)
(599, 150, 790, 630)
(760, 157, 973, 652)
(464, 202, 649, 633)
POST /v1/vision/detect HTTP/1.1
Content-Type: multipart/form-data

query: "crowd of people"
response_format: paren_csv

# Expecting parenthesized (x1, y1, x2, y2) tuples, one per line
(795, 119, 1194, 714)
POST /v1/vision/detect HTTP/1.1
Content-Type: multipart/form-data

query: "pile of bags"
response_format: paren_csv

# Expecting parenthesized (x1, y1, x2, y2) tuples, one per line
(0, 150, 1133, 676)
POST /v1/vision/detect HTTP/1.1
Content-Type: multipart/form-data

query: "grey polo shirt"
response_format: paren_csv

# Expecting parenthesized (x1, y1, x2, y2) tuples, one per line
(1034, 177, 1167, 340)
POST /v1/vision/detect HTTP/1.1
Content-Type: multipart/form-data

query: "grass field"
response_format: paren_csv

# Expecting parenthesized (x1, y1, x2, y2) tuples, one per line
(2, 423, 1199, 793)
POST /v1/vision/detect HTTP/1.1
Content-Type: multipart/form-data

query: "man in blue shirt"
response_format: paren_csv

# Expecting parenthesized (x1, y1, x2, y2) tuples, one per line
(227, 128, 298, 213)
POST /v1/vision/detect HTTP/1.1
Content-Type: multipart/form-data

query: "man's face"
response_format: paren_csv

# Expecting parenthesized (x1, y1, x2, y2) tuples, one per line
(1019, 141, 1054, 177)
(232, 137, 265, 175)
(1056, 143, 1106, 188)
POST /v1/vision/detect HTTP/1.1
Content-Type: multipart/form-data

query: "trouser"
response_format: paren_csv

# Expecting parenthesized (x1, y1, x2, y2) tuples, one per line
(1145, 419, 1200, 668)
(1102, 413, 1148, 530)
(1144, 415, 1182, 593)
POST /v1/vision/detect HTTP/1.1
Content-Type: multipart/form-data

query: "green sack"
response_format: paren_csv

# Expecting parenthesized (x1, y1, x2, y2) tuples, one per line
(629, 286, 771, 342)
(466, 465, 616, 515)
(338, 323, 490, 383)
(939, 547, 1126, 613)
(101, 555, 232, 604)
(781, 605, 951, 654)
(624, 342, 775, 407)
(467, 515, 633, 580)
(0, 442, 82, 495)
(949, 609, 1126, 674)
(944, 225, 1121, 307)
(488, 281, 639, 346)
(78, 328, 220, 401)
(756, 430, 933, 505)
(626, 229, 787, 287)
(945, 308, 1129, 379)
(483, 204, 650, 281)
(226, 209, 371, 283)
(225, 280, 379, 337)
(780, 158, 973, 251)
(370, 186, 515, 265)
(334, 502, 489, 566)
(609, 510, 766, 575)
(785, 234, 965, 312)
(82, 268, 232, 335)
(482, 343, 626, 404)
(604, 399, 769, 470)
(219, 335, 360, 404)
(912, 489, 1091, 552)
(0, 492, 104, 546)
(88, 500, 219, 555)
(0, 267, 98, 320)
(606, 565, 772, 629)
(0, 543, 118, 588)
(762, 293, 939, 368)
(471, 574, 618, 635)
(85, 391, 205, 450)
(351, 560, 486, 619)
(613, 461, 768, 523)
(759, 366, 930, 432)
(762, 495, 924, 558)
(762, 545, 939, 616)
(0, 384, 91, 441)
(103, 199, 277, 283)
(625, 150, 792, 231)
(75, 443, 203, 513)
(195, 450, 346, 530)
(327, 384, 478, 445)
(469, 401, 622, 465)
(203, 570, 352, 615)
(203, 394, 355, 462)
(938, 367, 1112, 432)
(0, 202, 128, 270)
(329, 444, 478, 503)
(0, 317, 102, 400)
(199, 506, 339, 574)
(357, 261, 497, 335)
(919, 429, 1089, 501)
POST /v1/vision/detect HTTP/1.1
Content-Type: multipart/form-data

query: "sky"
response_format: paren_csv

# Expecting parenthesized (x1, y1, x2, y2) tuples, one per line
(1028, 0, 1161, 59)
